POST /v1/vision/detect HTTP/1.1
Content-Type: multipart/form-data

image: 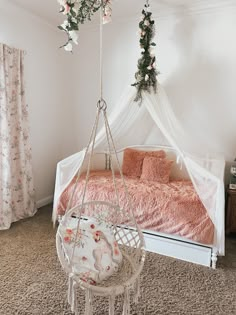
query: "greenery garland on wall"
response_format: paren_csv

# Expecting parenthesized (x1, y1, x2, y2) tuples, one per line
(132, 4, 159, 102)
(57, 1, 158, 102)
(57, 0, 112, 51)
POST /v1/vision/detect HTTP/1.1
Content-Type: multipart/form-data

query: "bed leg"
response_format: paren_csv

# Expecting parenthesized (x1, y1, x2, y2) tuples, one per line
(211, 249, 218, 269)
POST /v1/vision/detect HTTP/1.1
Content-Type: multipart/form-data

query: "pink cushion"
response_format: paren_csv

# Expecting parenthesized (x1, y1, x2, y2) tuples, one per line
(122, 148, 166, 178)
(140, 156, 173, 183)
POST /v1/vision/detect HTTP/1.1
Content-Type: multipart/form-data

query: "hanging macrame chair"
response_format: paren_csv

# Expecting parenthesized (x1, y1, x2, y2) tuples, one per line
(56, 2, 146, 314)
(56, 100, 145, 314)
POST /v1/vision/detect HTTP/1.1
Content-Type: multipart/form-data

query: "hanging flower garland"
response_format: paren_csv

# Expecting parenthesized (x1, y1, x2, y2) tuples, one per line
(57, 0, 112, 52)
(132, 4, 159, 102)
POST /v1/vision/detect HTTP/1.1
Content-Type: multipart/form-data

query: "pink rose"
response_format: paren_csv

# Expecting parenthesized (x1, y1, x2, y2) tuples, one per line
(63, 3, 70, 15)
(64, 236, 70, 243)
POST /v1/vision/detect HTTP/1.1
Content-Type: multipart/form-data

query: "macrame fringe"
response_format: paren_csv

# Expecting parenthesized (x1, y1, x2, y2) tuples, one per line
(72, 281, 78, 314)
(68, 273, 74, 305)
(122, 286, 130, 315)
(133, 276, 140, 304)
(68, 274, 78, 314)
(85, 288, 93, 315)
(109, 293, 115, 315)
(68, 274, 73, 305)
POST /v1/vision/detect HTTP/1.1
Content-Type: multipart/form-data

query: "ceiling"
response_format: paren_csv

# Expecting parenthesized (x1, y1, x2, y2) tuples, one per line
(8, 0, 209, 27)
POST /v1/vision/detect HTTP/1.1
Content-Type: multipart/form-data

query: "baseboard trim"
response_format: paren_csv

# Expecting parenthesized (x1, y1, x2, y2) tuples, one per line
(36, 195, 53, 209)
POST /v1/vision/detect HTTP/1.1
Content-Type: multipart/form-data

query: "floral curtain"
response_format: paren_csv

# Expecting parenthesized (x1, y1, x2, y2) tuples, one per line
(0, 43, 36, 230)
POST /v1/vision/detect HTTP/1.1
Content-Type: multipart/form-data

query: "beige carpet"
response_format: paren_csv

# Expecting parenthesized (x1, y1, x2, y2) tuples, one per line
(0, 205, 236, 315)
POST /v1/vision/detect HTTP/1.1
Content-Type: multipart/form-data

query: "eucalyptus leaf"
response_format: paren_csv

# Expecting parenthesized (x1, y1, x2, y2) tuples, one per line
(132, 4, 158, 103)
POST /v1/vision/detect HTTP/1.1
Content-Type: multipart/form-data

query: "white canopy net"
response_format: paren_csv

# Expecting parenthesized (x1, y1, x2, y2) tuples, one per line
(53, 82, 225, 255)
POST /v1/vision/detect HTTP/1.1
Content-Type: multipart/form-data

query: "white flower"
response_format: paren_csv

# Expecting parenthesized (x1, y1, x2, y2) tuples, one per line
(147, 65, 152, 70)
(57, 0, 66, 5)
(104, 5, 112, 15)
(64, 42, 73, 52)
(144, 20, 150, 26)
(103, 15, 112, 24)
(145, 74, 149, 81)
(72, 7, 78, 14)
(69, 30, 78, 45)
(61, 20, 69, 30)
(149, 47, 155, 57)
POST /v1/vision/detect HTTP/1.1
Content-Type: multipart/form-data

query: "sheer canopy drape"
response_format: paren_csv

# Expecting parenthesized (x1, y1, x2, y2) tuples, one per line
(0, 43, 36, 229)
(53, 83, 225, 255)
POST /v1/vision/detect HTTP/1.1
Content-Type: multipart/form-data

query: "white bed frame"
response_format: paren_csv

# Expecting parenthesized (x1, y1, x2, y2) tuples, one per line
(89, 144, 218, 269)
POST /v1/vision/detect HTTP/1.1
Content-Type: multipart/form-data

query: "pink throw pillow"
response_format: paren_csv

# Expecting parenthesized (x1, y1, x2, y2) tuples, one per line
(140, 156, 173, 183)
(122, 148, 166, 178)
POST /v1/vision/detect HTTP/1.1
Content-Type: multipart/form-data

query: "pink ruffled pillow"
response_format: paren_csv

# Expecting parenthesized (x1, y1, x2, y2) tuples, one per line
(140, 156, 173, 183)
(122, 148, 166, 178)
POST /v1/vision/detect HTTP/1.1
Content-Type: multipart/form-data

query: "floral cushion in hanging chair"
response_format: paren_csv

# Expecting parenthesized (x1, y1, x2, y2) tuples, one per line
(58, 217, 123, 285)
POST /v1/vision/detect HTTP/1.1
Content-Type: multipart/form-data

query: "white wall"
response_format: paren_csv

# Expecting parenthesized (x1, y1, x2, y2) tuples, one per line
(0, 1, 79, 205)
(1, 1, 235, 205)
(75, 4, 236, 182)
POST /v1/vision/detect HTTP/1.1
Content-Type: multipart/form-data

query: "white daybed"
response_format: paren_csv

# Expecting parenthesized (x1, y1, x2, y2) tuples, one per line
(54, 144, 225, 268)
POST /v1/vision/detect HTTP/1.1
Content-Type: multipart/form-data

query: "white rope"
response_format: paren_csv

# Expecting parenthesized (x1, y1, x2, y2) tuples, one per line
(65, 107, 101, 213)
(133, 276, 140, 304)
(68, 273, 73, 305)
(68, 275, 78, 314)
(57, 1, 146, 312)
(80, 109, 101, 206)
(100, 0, 104, 100)
(65, 0, 105, 216)
(109, 290, 116, 315)
(69, 107, 101, 267)
(122, 285, 131, 315)
(85, 288, 93, 315)
(72, 281, 78, 314)
(103, 110, 139, 227)
(103, 109, 120, 207)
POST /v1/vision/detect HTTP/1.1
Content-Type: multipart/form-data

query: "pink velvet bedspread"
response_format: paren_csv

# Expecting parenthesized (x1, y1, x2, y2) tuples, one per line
(57, 170, 214, 245)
